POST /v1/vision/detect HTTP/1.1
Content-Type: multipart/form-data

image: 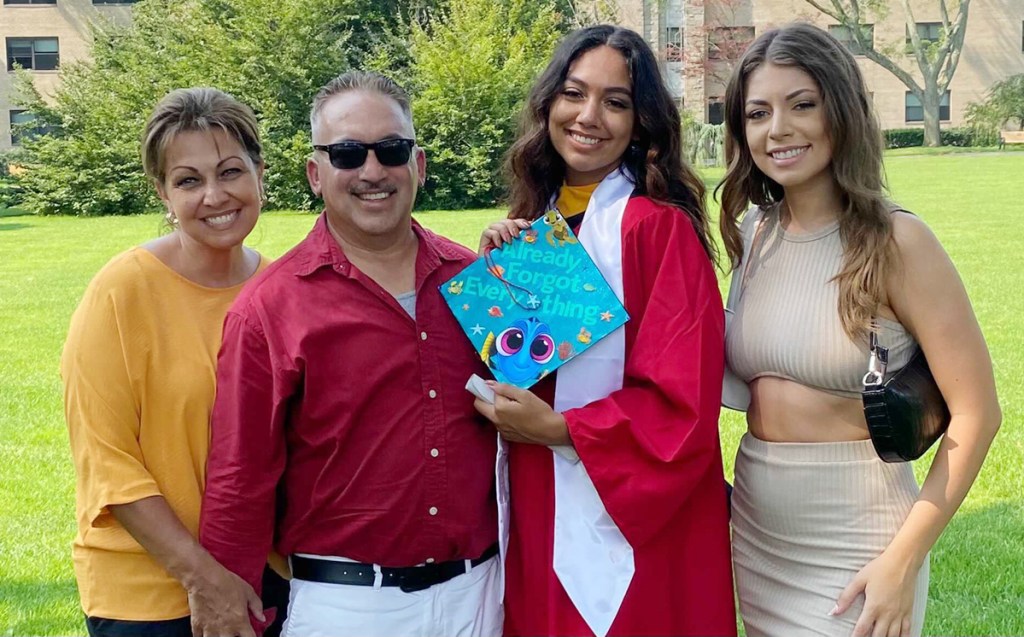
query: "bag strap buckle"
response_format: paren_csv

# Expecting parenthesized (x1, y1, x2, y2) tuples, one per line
(863, 329, 889, 387)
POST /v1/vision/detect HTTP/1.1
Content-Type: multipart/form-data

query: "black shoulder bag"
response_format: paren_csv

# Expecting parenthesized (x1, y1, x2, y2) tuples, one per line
(861, 331, 951, 462)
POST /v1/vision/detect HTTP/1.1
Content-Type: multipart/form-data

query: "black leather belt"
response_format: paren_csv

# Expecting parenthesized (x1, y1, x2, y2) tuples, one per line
(290, 543, 499, 593)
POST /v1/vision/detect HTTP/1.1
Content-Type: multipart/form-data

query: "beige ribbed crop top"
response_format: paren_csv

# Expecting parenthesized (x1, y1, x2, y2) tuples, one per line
(726, 205, 917, 398)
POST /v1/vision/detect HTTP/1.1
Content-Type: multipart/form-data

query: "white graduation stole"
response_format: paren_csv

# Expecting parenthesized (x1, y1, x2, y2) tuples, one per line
(551, 168, 635, 637)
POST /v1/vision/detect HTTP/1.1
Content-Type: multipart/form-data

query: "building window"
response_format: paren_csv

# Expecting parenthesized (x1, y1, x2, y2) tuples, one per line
(828, 24, 873, 56)
(708, 26, 755, 61)
(3, 0, 58, 5)
(9, 110, 46, 145)
(905, 91, 950, 123)
(908, 22, 943, 46)
(708, 98, 724, 125)
(666, 27, 684, 62)
(6, 37, 60, 71)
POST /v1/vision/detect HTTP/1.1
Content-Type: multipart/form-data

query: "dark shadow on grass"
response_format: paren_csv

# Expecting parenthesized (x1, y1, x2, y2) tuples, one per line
(0, 207, 31, 218)
(0, 577, 81, 635)
(0, 222, 29, 231)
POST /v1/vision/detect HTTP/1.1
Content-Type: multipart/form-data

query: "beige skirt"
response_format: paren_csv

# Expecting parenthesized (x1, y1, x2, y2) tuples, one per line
(731, 434, 929, 637)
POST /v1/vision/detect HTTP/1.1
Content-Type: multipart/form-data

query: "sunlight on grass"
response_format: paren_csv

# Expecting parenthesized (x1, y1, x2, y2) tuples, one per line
(1, 154, 1021, 635)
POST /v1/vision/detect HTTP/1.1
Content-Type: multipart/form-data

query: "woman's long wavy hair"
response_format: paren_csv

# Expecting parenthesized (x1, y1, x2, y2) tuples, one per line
(717, 22, 895, 342)
(505, 25, 715, 262)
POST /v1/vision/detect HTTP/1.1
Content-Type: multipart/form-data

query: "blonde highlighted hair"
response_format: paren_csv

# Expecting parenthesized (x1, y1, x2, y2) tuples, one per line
(141, 87, 262, 185)
(717, 22, 897, 342)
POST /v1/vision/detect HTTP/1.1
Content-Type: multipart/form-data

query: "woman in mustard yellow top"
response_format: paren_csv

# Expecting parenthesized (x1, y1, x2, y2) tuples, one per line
(62, 88, 275, 637)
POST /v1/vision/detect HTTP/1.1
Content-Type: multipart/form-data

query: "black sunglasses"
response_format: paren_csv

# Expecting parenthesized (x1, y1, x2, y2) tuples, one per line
(313, 138, 416, 170)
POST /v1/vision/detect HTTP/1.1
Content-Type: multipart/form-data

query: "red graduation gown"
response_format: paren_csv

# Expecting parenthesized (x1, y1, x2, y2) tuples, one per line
(504, 196, 736, 637)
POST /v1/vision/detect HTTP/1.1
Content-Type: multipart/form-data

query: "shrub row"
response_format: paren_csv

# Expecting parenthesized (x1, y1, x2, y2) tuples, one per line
(883, 127, 1001, 149)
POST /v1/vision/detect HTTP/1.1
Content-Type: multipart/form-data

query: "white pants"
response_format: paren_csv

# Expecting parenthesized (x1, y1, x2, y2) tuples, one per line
(281, 556, 503, 637)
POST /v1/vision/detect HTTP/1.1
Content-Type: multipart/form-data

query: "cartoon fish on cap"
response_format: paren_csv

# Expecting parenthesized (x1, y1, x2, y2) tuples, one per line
(481, 317, 556, 385)
(488, 306, 504, 318)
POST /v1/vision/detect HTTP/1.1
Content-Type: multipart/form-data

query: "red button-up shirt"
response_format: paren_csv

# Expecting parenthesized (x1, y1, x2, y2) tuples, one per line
(199, 215, 497, 596)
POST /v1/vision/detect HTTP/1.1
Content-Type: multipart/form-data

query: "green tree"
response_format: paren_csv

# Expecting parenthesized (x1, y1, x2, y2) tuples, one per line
(966, 74, 1024, 132)
(802, 0, 972, 147)
(409, 0, 567, 209)
(12, 0, 397, 215)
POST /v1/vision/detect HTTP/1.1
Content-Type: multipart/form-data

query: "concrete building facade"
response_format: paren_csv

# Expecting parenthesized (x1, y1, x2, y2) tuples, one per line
(600, 0, 1024, 130)
(1, 0, 135, 150)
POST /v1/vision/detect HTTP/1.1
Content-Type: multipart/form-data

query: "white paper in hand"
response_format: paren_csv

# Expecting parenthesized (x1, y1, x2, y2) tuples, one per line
(467, 374, 579, 463)
(465, 374, 495, 404)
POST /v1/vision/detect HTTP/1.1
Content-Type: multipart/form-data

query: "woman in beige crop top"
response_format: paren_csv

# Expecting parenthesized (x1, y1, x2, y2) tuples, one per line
(718, 24, 1000, 637)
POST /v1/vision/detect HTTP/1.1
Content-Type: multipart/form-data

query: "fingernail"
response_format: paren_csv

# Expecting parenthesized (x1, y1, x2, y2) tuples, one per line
(828, 605, 839, 616)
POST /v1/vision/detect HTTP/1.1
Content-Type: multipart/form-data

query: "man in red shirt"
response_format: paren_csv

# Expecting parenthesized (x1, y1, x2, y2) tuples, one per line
(197, 72, 500, 637)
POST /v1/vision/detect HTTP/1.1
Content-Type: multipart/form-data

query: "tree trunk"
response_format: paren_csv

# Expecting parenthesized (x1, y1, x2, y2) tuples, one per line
(921, 88, 942, 147)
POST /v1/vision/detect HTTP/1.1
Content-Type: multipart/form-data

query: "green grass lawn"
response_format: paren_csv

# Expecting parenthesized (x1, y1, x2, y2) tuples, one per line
(2, 153, 1022, 635)
(884, 144, 1024, 157)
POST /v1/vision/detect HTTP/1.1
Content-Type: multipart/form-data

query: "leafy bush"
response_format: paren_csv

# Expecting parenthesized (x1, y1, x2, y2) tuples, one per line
(10, 0, 420, 216)
(883, 127, 1000, 149)
(966, 74, 1024, 132)
(9, 0, 575, 214)
(0, 148, 27, 209)
(939, 128, 975, 147)
(966, 125, 1000, 147)
(408, 0, 566, 209)
(682, 111, 725, 168)
(884, 128, 924, 149)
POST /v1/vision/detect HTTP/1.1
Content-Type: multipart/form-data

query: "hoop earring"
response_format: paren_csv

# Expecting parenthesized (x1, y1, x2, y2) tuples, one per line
(165, 211, 178, 226)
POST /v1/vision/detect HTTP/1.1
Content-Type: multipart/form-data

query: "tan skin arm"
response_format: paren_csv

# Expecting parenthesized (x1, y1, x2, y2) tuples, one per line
(109, 496, 263, 637)
(834, 213, 1001, 637)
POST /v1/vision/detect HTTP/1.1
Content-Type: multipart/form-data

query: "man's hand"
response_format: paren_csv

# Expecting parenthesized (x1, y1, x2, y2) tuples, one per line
(187, 558, 265, 637)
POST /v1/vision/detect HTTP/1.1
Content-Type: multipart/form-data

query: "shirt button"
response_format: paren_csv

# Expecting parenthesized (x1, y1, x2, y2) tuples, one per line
(430, 448, 439, 458)
(428, 506, 438, 516)
(420, 331, 428, 341)
(428, 389, 437, 398)
(425, 558, 435, 564)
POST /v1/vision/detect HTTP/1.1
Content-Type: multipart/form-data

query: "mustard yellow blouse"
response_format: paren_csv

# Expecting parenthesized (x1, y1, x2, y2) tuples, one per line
(62, 247, 266, 620)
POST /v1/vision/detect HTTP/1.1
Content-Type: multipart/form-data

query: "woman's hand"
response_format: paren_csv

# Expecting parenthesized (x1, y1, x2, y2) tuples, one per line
(188, 558, 265, 637)
(832, 548, 922, 637)
(478, 219, 532, 254)
(474, 382, 571, 446)
(108, 495, 266, 636)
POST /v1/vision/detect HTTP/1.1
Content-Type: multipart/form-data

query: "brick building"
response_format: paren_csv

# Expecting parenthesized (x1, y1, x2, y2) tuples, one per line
(600, 0, 1024, 129)
(1, 0, 136, 150)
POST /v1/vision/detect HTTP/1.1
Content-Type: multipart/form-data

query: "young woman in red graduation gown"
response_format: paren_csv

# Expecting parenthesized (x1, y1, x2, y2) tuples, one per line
(475, 25, 736, 637)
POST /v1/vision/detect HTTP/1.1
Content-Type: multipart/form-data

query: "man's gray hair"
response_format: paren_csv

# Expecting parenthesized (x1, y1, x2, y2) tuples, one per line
(309, 71, 414, 136)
